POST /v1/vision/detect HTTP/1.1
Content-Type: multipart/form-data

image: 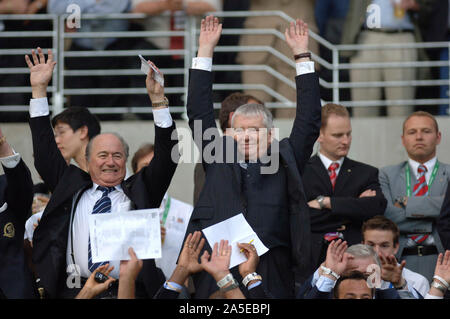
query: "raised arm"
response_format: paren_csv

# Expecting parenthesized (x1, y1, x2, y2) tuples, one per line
(25, 48, 68, 192)
(285, 20, 322, 174)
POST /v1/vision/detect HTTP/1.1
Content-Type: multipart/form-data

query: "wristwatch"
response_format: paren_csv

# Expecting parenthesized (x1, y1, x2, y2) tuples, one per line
(320, 265, 340, 280)
(151, 96, 169, 107)
(394, 279, 407, 290)
(217, 273, 234, 288)
(242, 272, 262, 287)
(221, 278, 239, 293)
(316, 195, 325, 210)
(431, 280, 448, 294)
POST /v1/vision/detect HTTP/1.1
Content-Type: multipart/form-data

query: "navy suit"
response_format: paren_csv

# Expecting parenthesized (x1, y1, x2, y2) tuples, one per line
(0, 159, 36, 298)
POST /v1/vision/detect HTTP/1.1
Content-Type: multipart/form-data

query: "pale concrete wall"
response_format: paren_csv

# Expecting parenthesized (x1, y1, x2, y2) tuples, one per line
(1, 116, 450, 205)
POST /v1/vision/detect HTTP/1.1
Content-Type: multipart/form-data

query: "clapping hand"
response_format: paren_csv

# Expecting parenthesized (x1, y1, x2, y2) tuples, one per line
(322, 239, 353, 279)
(177, 231, 206, 275)
(197, 15, 222, 58)
(379, 254, 406, 288)
(200, 239, 232, 282)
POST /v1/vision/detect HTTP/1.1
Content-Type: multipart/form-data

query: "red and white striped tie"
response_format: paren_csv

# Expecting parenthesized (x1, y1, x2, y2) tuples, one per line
(410, 164, 429, 244)
(328, 162, 340, 190)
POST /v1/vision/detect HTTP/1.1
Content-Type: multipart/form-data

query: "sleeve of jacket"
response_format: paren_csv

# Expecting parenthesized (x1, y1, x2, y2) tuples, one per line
(437, 181, 450, 249)
(29, 115, 69, 192)
(2, 158, 33, 223)
(248, 284, 272, 299)
(330, 167, 387, 221)
(288, 72, 322, 175)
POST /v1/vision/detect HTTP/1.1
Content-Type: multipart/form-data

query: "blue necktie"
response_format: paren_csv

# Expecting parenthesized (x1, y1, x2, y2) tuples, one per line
(88, 186, 115, 273)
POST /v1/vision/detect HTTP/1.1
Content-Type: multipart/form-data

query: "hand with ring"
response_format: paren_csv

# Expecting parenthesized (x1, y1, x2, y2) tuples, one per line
(200, 239, 232, 282)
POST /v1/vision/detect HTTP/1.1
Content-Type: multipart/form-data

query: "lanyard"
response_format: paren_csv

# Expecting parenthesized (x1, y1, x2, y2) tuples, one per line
(161, 196, 171, 226)
(405, 161, 439, 196)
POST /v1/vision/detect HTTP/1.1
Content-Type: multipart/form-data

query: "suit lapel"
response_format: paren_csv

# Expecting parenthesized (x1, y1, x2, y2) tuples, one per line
(334, 157, 354, 194)
(310, 155, 333, 193)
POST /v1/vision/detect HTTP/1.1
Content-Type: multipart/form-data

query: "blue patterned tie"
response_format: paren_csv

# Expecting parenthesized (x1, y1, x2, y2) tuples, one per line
(88, 186, 115, 273)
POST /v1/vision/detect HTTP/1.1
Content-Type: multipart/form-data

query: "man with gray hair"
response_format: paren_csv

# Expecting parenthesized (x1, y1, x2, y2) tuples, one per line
(297, 240, 422, 299)
(25, 48, 179, 298)
(184, 16, 321, 298)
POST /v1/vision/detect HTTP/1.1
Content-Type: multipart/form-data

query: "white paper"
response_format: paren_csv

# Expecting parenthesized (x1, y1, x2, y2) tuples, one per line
(202, 213, 269, 269)
(88, 209, 162, 263)
(139, 54, 164, 87)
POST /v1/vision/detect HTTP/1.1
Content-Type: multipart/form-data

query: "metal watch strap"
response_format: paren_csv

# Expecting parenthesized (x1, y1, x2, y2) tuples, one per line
(431, 280, 447, 294)
(217, 273, 234, 288)
(316, 195, 325, 210)
(242, 272, 262, 287)
(220, 278, 239, 293)
(320, 265, 340, 280)
(152, 96, 169, 107)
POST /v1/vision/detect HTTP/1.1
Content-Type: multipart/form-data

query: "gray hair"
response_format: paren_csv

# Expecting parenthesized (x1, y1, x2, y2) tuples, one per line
(231, 103, 274, 129)
(346, 244, 381, 268)
(85, 132, 129, 161)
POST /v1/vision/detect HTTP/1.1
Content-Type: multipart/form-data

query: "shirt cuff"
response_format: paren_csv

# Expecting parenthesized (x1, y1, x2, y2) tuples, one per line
(0, 150, 20, 168)
(30, 97, 50, 118)
(296, 61, 315, 76)
(425, 293, 443, 299)
(192, 57, 212, 72)
(152, 107, 173, 128)
(311, 269, 320, 287)
(163, 281, 184, 292)
(316, 275, 337, 292)
(247, 281, 262, 290)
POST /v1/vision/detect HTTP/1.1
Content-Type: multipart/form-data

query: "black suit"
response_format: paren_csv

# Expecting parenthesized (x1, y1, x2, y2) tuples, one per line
(303, 155, 387, 274)
(185, 68, 321, 298)
(29, 115, 178, 298)
(437, 181, 450, 250)
(0, 159, 36, 298)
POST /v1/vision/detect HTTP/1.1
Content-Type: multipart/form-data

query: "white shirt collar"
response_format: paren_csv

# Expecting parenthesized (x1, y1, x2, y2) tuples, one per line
(318, 152, 345, 171)
(408, 156, 437, 176)
(88, 182, 123, 195)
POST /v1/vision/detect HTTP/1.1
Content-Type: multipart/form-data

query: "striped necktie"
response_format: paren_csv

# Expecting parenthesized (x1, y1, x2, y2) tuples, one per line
(88, 186, 115, 273)
(409, 164, 429, 245)
(328, 162, 340, 190)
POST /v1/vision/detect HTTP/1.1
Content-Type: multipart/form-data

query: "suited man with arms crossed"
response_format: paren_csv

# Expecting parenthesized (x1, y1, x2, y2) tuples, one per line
(0, 127, 35, 298)
(25, 48, 179, 298)
(302, 103, 387, 275)
(184, 16, 321, 298)
(380, 111, 450, 283)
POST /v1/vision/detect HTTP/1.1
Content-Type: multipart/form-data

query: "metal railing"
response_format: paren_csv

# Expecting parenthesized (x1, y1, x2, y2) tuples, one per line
(0, 10, 449, 117)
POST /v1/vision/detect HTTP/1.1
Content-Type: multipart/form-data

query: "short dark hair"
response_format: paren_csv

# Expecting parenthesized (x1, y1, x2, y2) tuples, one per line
(321, 103, 350, 130)
(362, 215, 400, 245)
(333, 271, 374, 299)
(219, 92, 263, 132)
(51, 107, 101, 140)
(131, 143, 155, 174)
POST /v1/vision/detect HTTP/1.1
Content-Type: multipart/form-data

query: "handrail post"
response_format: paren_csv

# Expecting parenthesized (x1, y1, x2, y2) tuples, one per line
(53, 15, 65, 115)
(332, 47, 340, 104)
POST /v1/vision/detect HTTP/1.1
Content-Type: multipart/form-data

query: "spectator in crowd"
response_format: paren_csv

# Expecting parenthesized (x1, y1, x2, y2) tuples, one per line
(236, 0, 319, 118)
(193, 92, 263, 205)
(362, 215, 430, 297)
(0, 0, 51, 122)
(47, 0, 133, 120)
(297, 241, 420, 299)
(333, 271, 374, 299)
(424, 250, 450, 299)
(379, 111, 450, 283)
(341, 0, 435, 117)
(25, 48, 178, 298)
(302, 103, 387, 276)
(438, 182, 450, 250)
(129, 0, 221, 110)
(131, 142, 193, 286)
(185, 16, 321, 298)
(0, 126, 36, 298)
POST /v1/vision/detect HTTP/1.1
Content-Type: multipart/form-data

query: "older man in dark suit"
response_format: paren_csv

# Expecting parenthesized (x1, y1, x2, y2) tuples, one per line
(302, 103, 387, 275)
(25, 48, 179, 298)
(0, 127, 35, 298)
(184, 16, 321, 298)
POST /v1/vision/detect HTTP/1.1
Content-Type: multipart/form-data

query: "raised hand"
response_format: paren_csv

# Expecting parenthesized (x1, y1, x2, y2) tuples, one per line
(284, 19, 309, 57)
(433, 250, 450, 287)
(323, 239, 352, 278)
(145, 60, 166, 108)
(25, 47, 56, 98)
(197, 15, 222, 58)
(380, 254, 406, 287)
(200, 239, 231, 282)
(177, 231, 206, 275)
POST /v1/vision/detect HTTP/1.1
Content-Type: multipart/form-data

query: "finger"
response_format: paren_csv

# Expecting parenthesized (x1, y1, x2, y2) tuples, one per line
(200, 250, 210, 264)
(128, 247, 137, 260)
(399, 260, 406, 271)
(48, 49, 54, 63)
(444, 250, 450, 265)
(289, 21, 295, 37)
(213, 242, 219, 257)
(25, 55, 34, 68)
(196, 238, 206, 254)
(105, 265, 114, 275)
(31, 49, 39, 65)
(200, 18, 205, 31)
(219, 240, 225, 255)
(296, 19, 301, 35)
(184, 233, 193, 248)
(379, 253, 387, 265)
(191, 231, 201, 250)
(38, 47, 45, 64)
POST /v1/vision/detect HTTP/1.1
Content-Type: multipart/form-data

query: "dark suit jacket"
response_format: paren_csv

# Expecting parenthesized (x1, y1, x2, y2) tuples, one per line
(303, 155, 387, 271)
(0, 159, 36, 298)
(29, 115, 178, 298)
(184, 68, 321, 298)
(437, 181, 450, 250)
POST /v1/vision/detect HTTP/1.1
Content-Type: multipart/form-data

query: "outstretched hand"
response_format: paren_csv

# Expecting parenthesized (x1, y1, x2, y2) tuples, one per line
(380, 254, 406, 287)
(177, 231, 206, 275)
(197, 15, 222, 58)
(145, 60, 165, 106)
(200, 239, 231, 282)
(284, 19, 309, 57)
(323, 239, 352, 277)
(25, 47, 56, 98)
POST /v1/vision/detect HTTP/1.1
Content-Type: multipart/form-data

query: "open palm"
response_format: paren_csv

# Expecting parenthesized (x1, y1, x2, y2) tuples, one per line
(197, 15, 222, 57)
(284, 19, 309, 55)
(25, 47, 56, 88)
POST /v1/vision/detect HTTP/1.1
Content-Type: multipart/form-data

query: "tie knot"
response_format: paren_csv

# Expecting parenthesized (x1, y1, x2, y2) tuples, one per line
(97, 186, 115, 195)
(328, 162, 340, 172)
(418, 164, 427, 174)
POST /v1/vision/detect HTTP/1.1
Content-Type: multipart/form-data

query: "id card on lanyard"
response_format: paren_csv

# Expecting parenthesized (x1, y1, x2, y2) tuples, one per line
(405, 161, 439, 196)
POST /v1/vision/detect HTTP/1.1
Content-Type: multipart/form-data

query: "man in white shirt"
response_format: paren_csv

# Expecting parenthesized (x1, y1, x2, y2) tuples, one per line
(380, 111, 450, 283)
(25, 48, 179, 298)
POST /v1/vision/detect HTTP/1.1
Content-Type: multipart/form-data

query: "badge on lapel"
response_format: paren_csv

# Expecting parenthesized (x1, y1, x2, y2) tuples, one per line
(3, 222, 15, 238)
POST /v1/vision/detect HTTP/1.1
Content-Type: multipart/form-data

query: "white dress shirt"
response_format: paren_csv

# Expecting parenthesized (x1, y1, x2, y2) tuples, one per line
(408, 156, 437, 185)
(318, 152, 345, 178)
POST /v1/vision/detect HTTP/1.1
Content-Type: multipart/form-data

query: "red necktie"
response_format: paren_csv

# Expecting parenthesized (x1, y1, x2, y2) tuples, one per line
(328, 162, 340, 190)
(410, 164, 429, 244)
